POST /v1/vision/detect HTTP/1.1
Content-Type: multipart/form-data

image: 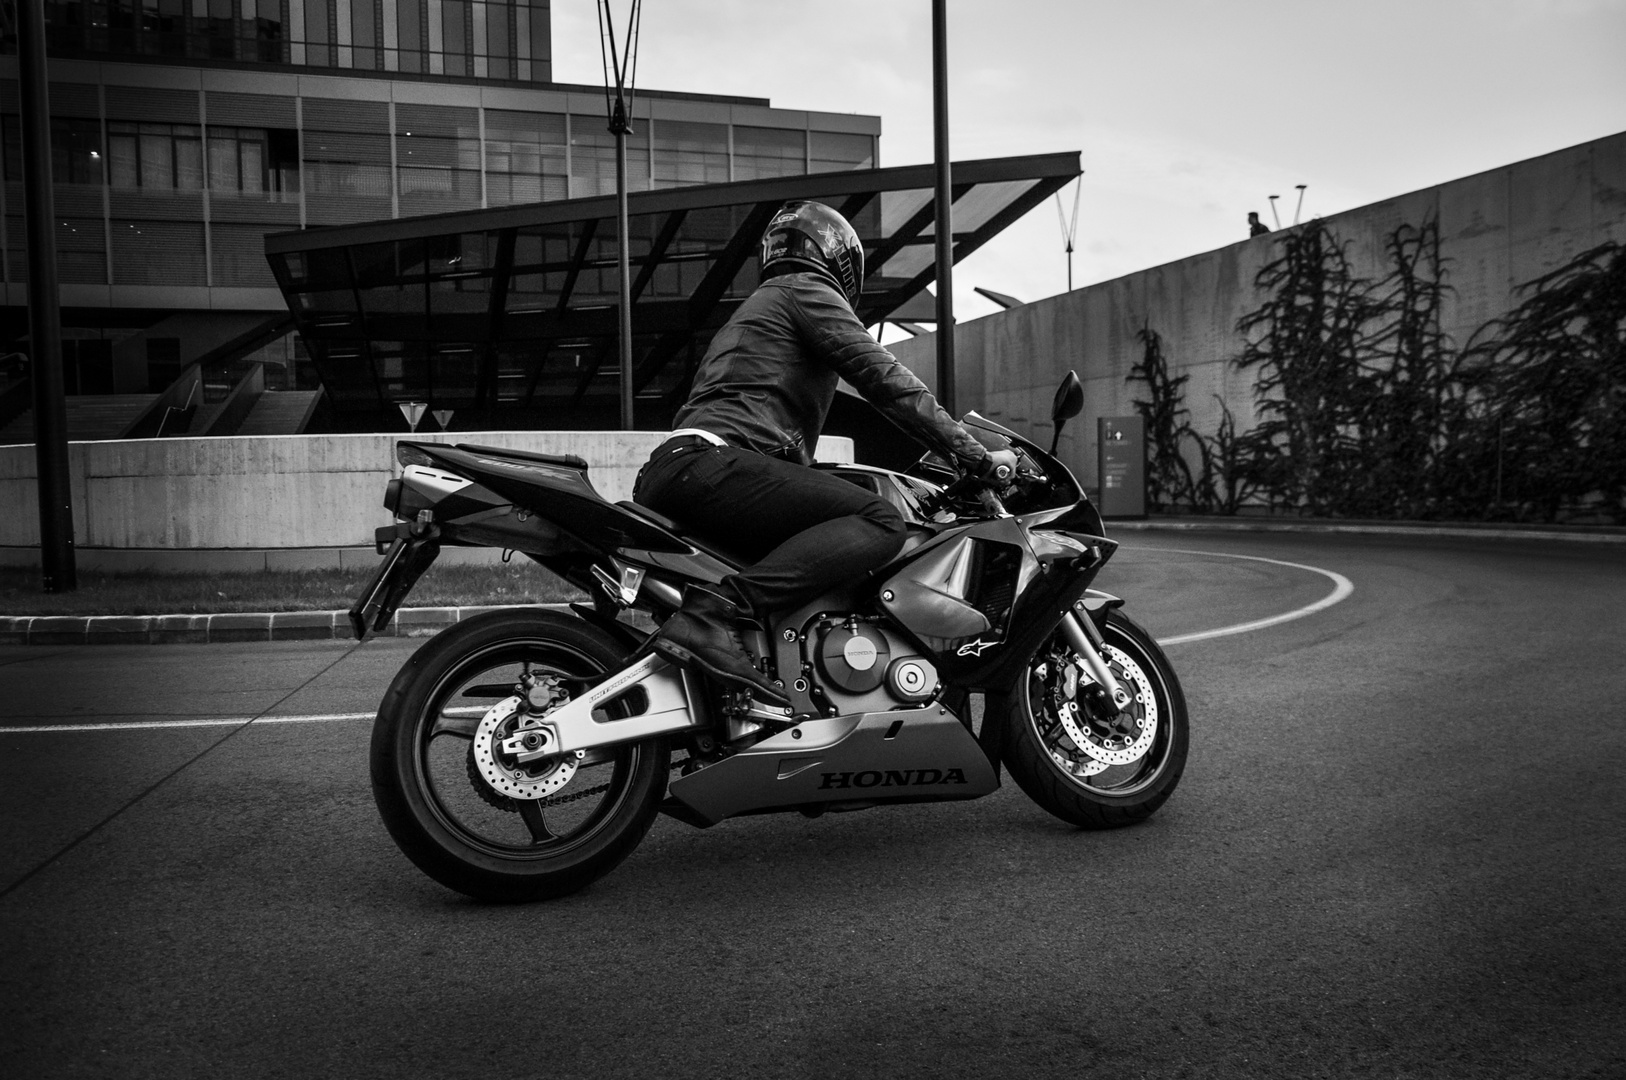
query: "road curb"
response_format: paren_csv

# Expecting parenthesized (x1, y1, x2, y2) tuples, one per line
(4, 519, 1619, 647)
(0, 604, 575, 647)
(1109, 518, 1626, 544)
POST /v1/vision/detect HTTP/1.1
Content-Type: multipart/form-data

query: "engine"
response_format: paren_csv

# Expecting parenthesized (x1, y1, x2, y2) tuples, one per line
(796, 614, 940, 716)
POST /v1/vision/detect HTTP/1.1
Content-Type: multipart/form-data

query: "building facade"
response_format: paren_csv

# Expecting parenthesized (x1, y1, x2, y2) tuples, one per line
(0, 5, 880, 419)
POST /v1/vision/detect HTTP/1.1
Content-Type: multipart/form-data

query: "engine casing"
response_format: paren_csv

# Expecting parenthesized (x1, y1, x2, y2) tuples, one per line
(799, 615, 939, 715)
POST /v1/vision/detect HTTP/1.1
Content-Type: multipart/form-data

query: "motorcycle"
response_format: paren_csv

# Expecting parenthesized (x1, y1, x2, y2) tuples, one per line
(352, 371, 1189, 902)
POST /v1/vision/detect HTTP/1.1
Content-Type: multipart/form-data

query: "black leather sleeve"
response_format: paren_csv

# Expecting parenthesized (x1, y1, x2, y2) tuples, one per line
(790, 278, 989, 469)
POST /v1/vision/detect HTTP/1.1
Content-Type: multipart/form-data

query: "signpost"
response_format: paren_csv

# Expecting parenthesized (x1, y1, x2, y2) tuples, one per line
(1097, 415, 1146, 519)
(432, 409, 454, 432)
(398, 401, 427, 433)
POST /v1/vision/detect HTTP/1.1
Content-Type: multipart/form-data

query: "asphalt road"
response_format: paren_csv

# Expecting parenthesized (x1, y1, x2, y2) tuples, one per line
(1, 531, 1623, 1079)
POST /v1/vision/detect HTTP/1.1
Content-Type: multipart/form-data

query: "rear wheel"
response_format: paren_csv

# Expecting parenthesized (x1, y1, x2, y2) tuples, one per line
(998, 609, 1188, 829)
(370, 609, 669, 902)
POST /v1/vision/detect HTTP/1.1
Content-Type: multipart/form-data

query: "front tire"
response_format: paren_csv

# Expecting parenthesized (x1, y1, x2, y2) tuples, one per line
(370, 609, 670, 902)
(998, 609, 1188, 829)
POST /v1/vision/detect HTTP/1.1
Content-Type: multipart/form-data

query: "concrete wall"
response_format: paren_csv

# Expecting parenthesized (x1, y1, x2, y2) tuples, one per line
(892, 131, 1626, 489)
(0, 432, 853, 571)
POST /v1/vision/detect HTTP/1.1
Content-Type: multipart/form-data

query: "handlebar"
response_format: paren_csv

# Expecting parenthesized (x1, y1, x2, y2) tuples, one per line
(926, 472, 1010, 520)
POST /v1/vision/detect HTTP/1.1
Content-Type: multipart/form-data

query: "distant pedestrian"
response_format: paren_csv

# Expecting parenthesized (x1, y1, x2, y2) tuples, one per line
(1248, 211, 1270, 237)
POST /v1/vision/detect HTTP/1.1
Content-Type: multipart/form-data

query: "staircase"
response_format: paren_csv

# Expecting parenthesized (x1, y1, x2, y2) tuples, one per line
(0, 395, 160, 445)
(234, 389, 324, 436)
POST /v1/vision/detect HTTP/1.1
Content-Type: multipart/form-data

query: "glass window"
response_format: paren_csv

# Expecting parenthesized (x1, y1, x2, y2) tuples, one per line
(570, 121, 648, 198)
(206, 127, 288, 195)
(485, 109, 567, 205)
(209, 136, 239, 191)
(107, 122, 204, 190)
(398, 0, 424, 72)
(733, 125, 805, 181)
(352, 0, 379, 69)
(810, 131, 874, 174)
(2, 117, 105, 186)
(443, 0, 468, 76)
(302, 102, 391, 221)
(653, 120, 727, 188)
(396, 105, 480, 215)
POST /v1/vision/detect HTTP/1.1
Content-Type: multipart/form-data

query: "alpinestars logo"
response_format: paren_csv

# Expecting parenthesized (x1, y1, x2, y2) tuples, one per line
(818, 222, 843, 256)
(818, 769, 968, 790)
(956, 638, 998, 657)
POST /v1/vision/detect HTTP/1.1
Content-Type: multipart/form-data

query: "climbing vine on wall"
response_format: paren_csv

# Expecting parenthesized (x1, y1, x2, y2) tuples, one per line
(1128, 221, 1626, 523)
(1451, 241, 1626, 523)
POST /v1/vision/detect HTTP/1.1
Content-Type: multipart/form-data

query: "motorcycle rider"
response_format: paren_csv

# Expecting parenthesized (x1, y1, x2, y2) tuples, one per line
(634, 200, 1018, 706)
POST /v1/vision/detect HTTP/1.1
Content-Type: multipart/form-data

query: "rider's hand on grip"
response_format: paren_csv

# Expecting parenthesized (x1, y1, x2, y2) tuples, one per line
(974, 449, 1020, 487)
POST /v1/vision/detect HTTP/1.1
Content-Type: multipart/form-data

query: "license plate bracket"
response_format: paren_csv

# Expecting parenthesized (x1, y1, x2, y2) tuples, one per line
(348, 529, 441, 640)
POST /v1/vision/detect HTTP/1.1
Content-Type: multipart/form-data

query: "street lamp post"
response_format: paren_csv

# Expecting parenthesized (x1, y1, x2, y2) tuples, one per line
(18, 0, 76, 592)
(1055, 178, 1082, 292)
(931, 0, 955, 417)
(598, 1, 643, 432)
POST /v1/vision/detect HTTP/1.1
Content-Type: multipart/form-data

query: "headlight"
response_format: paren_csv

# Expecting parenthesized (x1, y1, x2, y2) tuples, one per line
(397, 444, 435, 467)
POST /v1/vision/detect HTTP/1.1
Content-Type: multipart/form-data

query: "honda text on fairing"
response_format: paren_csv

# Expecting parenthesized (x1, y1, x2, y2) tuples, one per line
(353, 372, 1189, 902)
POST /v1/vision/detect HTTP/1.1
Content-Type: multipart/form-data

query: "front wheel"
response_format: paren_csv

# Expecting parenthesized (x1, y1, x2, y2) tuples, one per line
(997, 609, 1188, 829)
(370, 609, 670, 902)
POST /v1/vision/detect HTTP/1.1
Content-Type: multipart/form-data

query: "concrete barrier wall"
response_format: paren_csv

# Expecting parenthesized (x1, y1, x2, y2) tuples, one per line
(0, 431, 853, 570)
(891, 131, 1626, 489)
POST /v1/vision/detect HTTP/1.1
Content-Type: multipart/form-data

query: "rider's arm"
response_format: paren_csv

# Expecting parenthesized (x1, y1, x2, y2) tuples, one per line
(789, 278, 989, 471)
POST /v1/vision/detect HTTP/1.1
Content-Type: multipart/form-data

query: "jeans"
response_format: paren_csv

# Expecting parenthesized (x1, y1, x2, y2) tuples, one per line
(633, 438, 906, 617)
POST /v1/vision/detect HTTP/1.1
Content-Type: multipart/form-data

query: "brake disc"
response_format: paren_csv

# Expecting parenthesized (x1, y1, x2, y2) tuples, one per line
(1055, 644, 1158, 767)
(472, 696, 579, 801)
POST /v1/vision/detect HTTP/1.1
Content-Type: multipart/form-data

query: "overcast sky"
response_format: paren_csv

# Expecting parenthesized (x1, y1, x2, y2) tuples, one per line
(553, 0, 1626, 325)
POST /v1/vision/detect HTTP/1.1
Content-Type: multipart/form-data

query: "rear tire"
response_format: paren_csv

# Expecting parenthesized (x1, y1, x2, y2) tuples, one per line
(998, 609, 1188, 829)
(370, 609, 669, 902)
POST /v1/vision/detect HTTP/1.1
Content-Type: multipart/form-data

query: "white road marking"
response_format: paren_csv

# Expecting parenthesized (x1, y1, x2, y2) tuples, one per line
(3, 712, 374, 734)
(5, 551, 1352, 733)
(1141, 547, 1355, 645)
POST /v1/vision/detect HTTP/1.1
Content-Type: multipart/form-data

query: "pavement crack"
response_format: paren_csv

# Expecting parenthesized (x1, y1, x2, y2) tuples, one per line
(0, 640, 369, 903)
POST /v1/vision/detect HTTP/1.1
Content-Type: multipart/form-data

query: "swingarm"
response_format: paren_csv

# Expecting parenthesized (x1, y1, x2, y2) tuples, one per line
(500, 654, 706, 762)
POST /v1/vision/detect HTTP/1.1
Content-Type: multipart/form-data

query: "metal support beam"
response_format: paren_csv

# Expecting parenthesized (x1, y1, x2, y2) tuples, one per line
(475, 229, 517, 417)
(888, 173, 1073, 322)
(18, 0, 75, 591)
(629, 209, 687, 302)
(555, 219, 599, 314)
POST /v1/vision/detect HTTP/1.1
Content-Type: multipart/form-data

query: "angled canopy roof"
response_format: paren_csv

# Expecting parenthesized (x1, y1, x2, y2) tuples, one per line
(263, 151, 1079, 428)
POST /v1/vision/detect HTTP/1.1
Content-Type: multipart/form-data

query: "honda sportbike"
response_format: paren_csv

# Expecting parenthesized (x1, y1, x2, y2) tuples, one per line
(353, 372, 1188, 901)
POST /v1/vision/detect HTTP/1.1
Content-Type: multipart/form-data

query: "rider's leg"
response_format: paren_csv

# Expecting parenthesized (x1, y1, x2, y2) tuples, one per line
(647, 581, 790, 706)
(634, 442, 906, 697)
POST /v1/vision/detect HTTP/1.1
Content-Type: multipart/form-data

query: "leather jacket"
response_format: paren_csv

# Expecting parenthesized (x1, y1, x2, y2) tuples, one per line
(672, 272, 990, 469)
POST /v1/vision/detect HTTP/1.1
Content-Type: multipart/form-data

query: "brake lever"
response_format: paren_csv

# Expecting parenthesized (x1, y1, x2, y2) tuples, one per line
(974, 487, 1010, 519)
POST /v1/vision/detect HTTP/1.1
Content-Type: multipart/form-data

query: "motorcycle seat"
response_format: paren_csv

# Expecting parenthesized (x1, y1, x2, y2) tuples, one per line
(454, 442, 590, 470)
(616, 500, 754, 569)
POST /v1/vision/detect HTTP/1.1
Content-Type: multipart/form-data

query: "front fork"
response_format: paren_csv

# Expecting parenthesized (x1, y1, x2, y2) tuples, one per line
(1059, 605, 1133, 714)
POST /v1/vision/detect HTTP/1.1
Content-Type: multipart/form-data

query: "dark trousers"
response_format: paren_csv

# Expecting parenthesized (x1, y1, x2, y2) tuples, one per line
(633, 439, 906, 617)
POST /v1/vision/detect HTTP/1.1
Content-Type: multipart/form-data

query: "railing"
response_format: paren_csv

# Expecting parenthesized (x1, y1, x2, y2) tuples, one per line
(125, 363, 202, 440)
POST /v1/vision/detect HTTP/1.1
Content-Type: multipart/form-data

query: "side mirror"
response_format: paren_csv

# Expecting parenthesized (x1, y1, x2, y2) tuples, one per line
(1049, 370, 1084, 455)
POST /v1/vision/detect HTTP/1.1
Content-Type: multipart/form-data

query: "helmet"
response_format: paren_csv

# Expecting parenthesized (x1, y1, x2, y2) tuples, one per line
(759, 200, 866, 308)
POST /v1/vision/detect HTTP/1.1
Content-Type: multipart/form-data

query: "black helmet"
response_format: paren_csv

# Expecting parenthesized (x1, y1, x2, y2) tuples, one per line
(760, 200, 865, 307)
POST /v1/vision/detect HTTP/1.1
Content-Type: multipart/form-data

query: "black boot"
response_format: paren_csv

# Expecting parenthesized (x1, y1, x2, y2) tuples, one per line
(653, 584, 789, 707)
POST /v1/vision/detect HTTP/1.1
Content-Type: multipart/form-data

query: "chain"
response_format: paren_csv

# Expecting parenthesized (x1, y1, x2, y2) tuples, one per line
(535, 754, 688, 808)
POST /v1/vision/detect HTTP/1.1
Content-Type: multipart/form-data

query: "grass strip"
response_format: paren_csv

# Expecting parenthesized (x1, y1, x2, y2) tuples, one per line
(0, 563, 584, 617)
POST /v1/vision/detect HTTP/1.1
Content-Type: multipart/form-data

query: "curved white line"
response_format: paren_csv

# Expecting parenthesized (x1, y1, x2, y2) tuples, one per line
(7, 552, 1350, 732)
(1137, 547, 1355, 646)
